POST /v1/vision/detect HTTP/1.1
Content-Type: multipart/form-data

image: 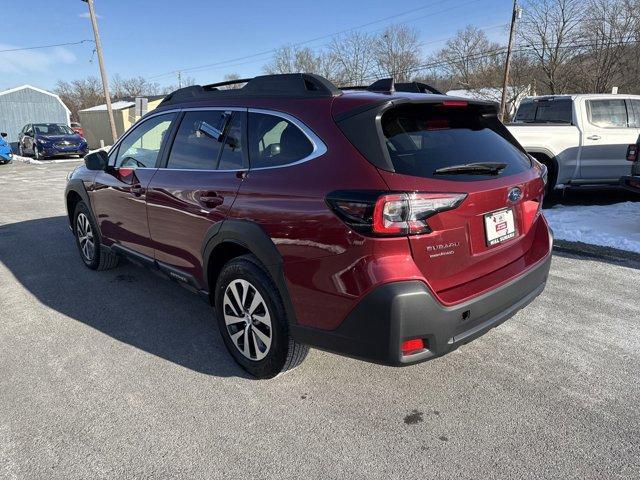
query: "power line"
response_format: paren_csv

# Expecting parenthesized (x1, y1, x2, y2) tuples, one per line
(148, 0, 484, 80)
(0, 40, 93, 54)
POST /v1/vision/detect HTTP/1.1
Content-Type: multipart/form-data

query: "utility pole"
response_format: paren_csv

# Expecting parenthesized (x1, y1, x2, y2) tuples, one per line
(82, 0, 117, 143)
(500, 0, 520, 122)
(177, 70, 182, 89)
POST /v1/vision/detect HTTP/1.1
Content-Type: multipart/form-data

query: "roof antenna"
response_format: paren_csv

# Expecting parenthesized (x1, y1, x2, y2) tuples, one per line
(367, 78, 395, 93)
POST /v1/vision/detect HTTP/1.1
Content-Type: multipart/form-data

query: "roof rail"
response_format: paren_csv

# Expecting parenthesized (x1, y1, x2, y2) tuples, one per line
(341, 78, 443, 95)
(159, 73, 342, 107)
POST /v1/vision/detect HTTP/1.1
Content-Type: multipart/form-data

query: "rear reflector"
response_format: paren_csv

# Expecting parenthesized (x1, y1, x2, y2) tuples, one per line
(401, 339, 425, 355)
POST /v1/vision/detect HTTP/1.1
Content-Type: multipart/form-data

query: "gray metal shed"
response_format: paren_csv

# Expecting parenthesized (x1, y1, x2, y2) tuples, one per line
(0, 85, 71, 145)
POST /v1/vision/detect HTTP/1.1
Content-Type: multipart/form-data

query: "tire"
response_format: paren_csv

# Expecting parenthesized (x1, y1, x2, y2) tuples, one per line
(34, 145, 41, 160)
(18, 144, 24, 157)
(73, 201, 119, 271)
(215, 254, 308, 379)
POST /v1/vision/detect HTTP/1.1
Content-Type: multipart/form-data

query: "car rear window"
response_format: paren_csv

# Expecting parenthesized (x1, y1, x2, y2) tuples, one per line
(513, 99, 572, 124)
(381, 105, 531, 180)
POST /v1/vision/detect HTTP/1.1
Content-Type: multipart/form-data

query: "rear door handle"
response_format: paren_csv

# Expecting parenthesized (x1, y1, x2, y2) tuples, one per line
(199, 191, 224, 208)
(587, 135, 601, 140)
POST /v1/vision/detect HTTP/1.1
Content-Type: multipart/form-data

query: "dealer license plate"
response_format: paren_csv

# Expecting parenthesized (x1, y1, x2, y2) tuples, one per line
(484, 208, 516, 246)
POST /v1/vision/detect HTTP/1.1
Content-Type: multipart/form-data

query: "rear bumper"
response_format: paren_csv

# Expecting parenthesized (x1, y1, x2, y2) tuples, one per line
(290, 249, 552, 366)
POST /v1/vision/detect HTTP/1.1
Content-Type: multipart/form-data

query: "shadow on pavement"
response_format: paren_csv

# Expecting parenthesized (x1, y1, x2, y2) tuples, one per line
(0, 215, 246, 378)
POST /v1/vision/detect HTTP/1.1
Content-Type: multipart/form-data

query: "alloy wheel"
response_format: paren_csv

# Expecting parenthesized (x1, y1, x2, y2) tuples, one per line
(76, 213, 95, 261)
(223, 279, 272, 361)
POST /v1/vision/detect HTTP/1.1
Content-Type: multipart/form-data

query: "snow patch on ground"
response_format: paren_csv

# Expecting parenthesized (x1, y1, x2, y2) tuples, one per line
(544, 202, 640, 253)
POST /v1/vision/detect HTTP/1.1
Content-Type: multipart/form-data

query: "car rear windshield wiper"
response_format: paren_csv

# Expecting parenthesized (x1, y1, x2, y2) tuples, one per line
(433, 162, 508, 176)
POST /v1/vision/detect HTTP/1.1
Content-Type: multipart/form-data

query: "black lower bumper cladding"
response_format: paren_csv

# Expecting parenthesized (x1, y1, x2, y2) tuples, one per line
(291, 253, 552, 366)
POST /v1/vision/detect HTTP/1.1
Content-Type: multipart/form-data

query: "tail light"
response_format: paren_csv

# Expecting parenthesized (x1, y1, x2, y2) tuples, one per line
(627, 144, 638, 162)
(326, 190, 467, 236)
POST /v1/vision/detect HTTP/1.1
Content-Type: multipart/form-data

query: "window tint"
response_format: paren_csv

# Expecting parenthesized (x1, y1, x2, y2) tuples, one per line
(248, 113, 313, 168)
(534, 100, 572, 123)
(115, 113, 175, 168)
(513, 99, 572, 124)
(588, 99, 628, 128)
(514, 102, 535, 122)
(381, 105, 530, 180)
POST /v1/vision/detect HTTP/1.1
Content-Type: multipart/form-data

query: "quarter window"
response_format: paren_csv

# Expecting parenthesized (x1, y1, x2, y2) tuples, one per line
(587, 99, 628, 128)
(248, 113, 314, 168)
(115, 113, 175, 168)
(167, 111, 233, 170)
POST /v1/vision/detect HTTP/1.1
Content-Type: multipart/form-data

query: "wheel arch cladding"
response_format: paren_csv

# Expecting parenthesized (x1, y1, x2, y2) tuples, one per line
(65, 180, 92, 229)
(202, 220, 299, 324)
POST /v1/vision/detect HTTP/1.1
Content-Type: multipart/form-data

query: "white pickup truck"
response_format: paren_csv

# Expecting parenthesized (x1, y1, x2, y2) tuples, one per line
(507, 94, 640, 192)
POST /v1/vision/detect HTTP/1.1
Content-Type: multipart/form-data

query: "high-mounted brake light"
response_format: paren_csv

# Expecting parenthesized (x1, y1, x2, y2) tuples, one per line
(441, 100, 468, 107)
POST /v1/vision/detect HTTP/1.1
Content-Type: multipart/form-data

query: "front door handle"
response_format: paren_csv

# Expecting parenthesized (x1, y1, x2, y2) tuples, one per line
(587, 135, 601, 140)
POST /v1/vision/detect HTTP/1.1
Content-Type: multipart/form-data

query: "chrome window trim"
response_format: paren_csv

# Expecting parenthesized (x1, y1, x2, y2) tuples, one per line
(108, 106, 327, 172)
(247, 107, 327, 171)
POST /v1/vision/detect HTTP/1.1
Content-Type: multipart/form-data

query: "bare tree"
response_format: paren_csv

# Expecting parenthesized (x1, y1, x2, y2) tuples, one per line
(264, 45, 341, 83)
(373, 24, 422, 81)
(329, 31, 376, 85)
(432, 26, 503, 90)
(571, 0, 638, 92)
(54, 77, 104, 121)
(161, 75, 196, 94)
(111, 74, 161, 99)
(517, 0, 582, 93)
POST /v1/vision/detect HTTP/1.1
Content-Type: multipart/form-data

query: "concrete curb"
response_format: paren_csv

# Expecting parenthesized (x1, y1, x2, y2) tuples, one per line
(553, 239, 640, 268)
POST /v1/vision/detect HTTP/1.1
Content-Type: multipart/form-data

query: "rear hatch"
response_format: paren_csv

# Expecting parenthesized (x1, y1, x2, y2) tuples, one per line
(336, 98, 546, 304)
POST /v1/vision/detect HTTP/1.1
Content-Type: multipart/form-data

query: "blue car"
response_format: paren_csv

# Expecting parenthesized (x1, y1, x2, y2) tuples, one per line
(18, 123, 88, 160)
(0, 132, 12, 164)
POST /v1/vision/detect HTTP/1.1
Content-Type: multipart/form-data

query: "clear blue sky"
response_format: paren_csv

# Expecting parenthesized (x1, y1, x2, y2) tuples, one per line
(0, 0, 512, 92)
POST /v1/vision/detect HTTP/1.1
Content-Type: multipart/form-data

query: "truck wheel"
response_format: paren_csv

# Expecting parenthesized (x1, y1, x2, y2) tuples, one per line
(73, 201, 119, 271)
(215, 254, 308, 379)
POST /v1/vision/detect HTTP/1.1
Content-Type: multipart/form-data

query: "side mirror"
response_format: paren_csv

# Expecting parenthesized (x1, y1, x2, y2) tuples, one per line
(0, 132, 7, 138)
(84, 150, 109, 171)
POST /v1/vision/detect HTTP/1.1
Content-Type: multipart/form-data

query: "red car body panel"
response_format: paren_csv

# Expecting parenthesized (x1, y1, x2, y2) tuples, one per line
(65, 75, 552, 366)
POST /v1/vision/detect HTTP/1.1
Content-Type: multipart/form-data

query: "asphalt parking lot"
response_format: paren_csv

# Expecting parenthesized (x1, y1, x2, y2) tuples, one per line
(1, 160, 639, 479)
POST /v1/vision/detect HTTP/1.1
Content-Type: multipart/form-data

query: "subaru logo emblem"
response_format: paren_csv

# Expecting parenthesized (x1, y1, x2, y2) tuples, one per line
(507, 187, 522, 203)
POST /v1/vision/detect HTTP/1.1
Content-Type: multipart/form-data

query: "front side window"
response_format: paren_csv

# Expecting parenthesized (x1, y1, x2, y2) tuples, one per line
(115, 113, 175, 168)
(248, 113, 313, 168)
(166, 111, 233, 170)
(587, 99, 628, 128)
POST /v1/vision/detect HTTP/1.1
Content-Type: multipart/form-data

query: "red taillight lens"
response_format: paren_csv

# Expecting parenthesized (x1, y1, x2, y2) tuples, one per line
(627, 144, 638, 162)
(401, 338, 425, 355)
(372, 192, 467, 236)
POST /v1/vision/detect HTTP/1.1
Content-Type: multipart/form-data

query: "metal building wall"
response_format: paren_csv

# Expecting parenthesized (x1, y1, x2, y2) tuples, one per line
(0, 87, 70, 144)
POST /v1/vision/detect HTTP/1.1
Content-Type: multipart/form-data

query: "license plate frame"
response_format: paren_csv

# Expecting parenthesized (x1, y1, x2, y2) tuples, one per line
(484, 208, 516, 246)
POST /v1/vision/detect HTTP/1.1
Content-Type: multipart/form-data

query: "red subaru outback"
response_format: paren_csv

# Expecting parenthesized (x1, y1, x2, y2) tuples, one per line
(65, 74, 552, 378)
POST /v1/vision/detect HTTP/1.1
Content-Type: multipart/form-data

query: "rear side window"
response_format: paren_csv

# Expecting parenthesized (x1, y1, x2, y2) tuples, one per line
(514, 99, 572, 124)
(382, 105, 530, 180)
(587, 99, 628, 128)
(248, 113, 313, 168)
